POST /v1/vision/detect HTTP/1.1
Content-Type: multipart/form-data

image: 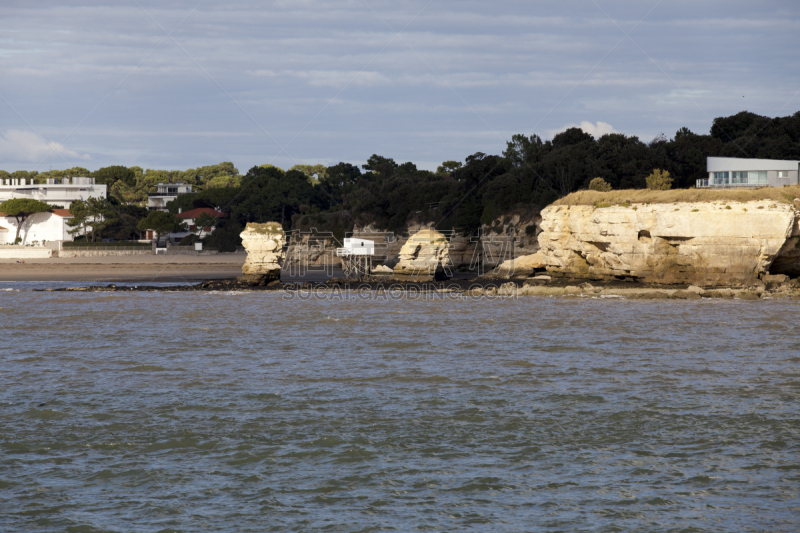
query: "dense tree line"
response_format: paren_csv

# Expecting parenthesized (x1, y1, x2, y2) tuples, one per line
(3, 110, 799, 249)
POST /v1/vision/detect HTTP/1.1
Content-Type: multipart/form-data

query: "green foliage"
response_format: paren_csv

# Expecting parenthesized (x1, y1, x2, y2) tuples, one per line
(193, 212, 219, 231)
(179, 234, 201, 245)
(137, 210, 187, 237)
(204, 174, 241, 188)
(0, 198, 51, 217)
(93, 165, 135, 187)
(362, 154, 398, 177)
(66, 198, 119, 242)
(32, 167, 90, 184)
(436, 160, 462, 176)
(289, 164, 327, 184)
(646, 169, 673, 190)
(588, 177, 612, 192)
(232, 166, 314, 228)
(204, 219, 242, 252)
(109, 179, 147, 204)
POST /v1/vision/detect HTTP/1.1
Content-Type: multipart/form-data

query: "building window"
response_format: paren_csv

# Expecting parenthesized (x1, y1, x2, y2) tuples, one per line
(712, 172, 729, 185)
(778, 170, 789, 179)
(732, 171, 748, 184)
(749, 171, 767, 184)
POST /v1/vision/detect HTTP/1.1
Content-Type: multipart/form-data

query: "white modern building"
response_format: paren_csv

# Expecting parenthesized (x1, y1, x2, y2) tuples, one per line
(147, 182, 193, 211)
(698, 157, 800, 188)
(0, 177, 107, 206)
(0, 208, 75, 245)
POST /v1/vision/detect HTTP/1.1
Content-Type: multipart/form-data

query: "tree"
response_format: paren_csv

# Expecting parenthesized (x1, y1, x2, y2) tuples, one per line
(34, 167, 90, 184)
(646, 169, 673, 190)
(204, 174, 241, 188)
(0, 198, 52, 244)
(588, 177, 612, 192)
(65, 198, 116, 242)
(109, 179, 148, 205)
(66, 200, 91, 241)
(193, 212, 219, 234)
(289, 164, 328, 184)
(137, 210, 186, 239)
(436, 160, 462, 176)
(503, 134, 545, 167)
(319, 162, 362, 209)
(93, 165, 136, 187)
(100, 203, 148, 241)
(362, 154, 398, 177)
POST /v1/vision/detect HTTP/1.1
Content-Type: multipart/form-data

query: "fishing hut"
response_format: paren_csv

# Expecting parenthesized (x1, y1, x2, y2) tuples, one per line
(336, 237, 375, 279)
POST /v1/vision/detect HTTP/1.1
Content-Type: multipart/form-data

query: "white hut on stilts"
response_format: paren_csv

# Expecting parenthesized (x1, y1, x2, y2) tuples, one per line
(336, 237, 375, 279)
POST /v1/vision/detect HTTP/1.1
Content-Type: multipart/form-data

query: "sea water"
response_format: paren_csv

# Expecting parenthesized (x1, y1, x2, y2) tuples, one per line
(1, 285, 798, 531)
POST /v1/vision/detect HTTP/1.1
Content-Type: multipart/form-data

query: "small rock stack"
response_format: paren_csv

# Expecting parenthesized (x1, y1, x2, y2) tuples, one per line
(239, 222, 285, 286)
(392, 229, 451, 281)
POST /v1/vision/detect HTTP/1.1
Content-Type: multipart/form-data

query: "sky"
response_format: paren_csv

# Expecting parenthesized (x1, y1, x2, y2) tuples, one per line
(0, 0, 798, 173)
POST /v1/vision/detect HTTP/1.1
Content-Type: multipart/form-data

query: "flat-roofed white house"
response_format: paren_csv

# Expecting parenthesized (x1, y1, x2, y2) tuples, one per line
(337, 237, 376, 256)
(698, 157, 800, 188)
(0, 177, 107, 206)
(0, 208, 75, 245)
(147, 182, 193, 211)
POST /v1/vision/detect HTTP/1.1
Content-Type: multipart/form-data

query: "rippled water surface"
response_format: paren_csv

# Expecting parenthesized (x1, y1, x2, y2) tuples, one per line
(1, 285, 799, 532)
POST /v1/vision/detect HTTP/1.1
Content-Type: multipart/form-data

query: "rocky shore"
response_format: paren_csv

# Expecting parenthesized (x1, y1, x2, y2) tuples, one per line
(36, 273, 800, 300)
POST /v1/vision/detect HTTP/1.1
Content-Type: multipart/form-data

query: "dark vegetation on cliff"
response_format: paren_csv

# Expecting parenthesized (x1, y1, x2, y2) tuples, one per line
(5, 111, 800, 250)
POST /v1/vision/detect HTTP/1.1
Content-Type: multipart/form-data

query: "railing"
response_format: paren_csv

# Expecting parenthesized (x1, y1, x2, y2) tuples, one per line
(63, 242, 151, 248)
(63, 246, 152, 251)
(697, 178, 767, 189)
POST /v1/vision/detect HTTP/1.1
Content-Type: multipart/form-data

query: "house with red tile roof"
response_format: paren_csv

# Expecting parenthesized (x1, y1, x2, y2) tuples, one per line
(175, 207, 226, 238)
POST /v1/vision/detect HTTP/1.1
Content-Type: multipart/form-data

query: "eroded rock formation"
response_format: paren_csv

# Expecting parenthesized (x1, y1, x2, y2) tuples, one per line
(493, 252, 546, 279)
(537, 201, 796, 286)
(239, 222, 286, 285)
(393, 228, 452, 281)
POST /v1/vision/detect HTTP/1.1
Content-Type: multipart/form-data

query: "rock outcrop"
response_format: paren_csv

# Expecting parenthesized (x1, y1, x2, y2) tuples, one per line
(239, 222, 286, 285)
(371, 264, 393, 275)
(392, 229, 452, 281)
(493, 252, 546, 279)
(537, 201, 796, 286)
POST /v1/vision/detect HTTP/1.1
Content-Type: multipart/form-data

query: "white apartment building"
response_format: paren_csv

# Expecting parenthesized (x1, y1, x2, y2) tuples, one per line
(0, 177, 107, 206)
(147, 182, 193, 211)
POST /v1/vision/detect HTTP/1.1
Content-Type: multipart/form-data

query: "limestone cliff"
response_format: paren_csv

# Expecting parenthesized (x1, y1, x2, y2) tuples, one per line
(537, 201, 796, 286)
(239, 222, 286, 285)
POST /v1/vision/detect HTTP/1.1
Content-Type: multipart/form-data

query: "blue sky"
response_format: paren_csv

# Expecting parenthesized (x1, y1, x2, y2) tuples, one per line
(0, 0, 798, 173)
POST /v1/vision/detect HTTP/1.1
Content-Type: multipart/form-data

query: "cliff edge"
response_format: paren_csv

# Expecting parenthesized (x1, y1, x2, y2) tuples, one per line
(537, 201, 796, 286)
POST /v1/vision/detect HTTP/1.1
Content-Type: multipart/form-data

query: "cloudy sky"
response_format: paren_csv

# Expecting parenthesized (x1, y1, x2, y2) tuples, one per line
(0, 0, 798, 173)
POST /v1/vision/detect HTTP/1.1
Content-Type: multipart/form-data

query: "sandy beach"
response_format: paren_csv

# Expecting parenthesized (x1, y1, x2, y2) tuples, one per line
(0, 253, 247, 282)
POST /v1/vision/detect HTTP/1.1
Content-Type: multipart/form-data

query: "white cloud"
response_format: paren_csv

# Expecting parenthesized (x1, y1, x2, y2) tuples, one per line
(0, 130, 90, 163)
(550, 121, 618, 139)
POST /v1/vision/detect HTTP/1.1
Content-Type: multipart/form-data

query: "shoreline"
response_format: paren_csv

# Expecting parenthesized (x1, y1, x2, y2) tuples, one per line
(5, 255, 796, 299)
(0, 254, 247, 282)
(32, 277, 800, 300)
